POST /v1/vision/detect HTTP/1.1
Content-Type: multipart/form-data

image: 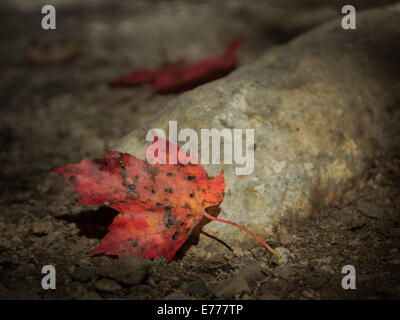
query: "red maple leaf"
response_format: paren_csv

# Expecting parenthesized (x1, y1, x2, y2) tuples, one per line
(53, 137, 278, 261)
(109, 41, 241, 94)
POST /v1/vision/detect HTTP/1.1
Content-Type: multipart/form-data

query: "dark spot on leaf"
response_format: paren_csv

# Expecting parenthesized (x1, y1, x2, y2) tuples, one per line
(151, 189, 155, 194)
(146, 166, 159, 181)
(190, 193, 195, 198)
(188, 176, 195, 181)
(167, 173, 172, 176)
(156, 203, 163, 207)
(133, 242, 138, 247)
(164, 188, 173, 194)
(119, 161, 125, 168)
(129, 184, 136, 191)
(69, 175, 78, 183)
(172, 232, 179, 240)
(165, 206, 172, 213)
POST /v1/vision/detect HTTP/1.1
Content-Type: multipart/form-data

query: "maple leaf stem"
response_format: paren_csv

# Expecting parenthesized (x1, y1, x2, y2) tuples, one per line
(202, 211, 281, 260)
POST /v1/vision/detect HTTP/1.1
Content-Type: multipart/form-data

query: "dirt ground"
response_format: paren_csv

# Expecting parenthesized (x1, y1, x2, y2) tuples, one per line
(0, 0, 399, 300)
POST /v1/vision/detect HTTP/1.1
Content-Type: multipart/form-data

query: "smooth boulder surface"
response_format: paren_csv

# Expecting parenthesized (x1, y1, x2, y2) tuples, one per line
(115, 5, 400, 245)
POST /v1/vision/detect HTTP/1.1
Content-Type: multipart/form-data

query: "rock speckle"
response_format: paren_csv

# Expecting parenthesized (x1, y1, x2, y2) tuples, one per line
(163, 292, 192, 300)
(94, 255, 152, 285)
(94, 278, 122, 292)
(71, 266, 96, 282)
(238, 263, 270, 287)
(78, 291, 103, 300)
(186, 280, 208, 297)
(273, 247, 294, 265)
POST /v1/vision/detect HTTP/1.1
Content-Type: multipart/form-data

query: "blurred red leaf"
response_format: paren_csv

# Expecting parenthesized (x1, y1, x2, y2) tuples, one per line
(109, 41, 241, 93)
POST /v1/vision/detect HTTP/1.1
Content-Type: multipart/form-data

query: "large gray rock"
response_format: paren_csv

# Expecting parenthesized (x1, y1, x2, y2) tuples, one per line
(115, 5, 400, 245)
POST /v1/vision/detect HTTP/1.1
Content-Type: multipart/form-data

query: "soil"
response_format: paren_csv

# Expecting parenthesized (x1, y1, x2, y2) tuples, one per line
(0, 0, 399, 300)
